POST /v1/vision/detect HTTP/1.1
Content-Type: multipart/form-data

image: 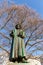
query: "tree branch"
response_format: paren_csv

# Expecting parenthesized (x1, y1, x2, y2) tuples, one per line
(0, 46, 10, 54)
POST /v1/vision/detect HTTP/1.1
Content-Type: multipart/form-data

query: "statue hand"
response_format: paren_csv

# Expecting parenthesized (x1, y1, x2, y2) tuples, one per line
(17, 34, 25, 39)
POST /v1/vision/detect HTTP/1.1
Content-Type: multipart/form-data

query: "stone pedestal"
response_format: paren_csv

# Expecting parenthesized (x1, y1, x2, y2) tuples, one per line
(3, 58, 41, 65)
(7, 62, 30, 65)
(5, 61, 41, 65)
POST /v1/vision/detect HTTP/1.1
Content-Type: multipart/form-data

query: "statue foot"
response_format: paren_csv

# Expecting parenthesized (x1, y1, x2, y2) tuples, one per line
(22, 58, 28, 63)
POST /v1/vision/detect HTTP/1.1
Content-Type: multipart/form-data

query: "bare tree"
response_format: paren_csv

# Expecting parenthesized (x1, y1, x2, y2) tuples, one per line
(0, 1, 43, 63)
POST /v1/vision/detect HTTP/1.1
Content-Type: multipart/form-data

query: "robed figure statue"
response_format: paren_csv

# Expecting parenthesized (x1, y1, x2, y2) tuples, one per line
(9, 24, 28, 63)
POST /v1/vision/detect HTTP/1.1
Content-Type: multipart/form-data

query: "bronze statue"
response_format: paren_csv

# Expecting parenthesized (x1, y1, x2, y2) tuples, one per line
(9, 23, 28, 63)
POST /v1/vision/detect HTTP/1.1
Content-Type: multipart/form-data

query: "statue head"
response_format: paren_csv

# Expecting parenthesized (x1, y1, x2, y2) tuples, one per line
(15, 24, 21, 29)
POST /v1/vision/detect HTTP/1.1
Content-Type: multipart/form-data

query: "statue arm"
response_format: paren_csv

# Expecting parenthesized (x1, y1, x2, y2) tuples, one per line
(10, 31, 14, 37)
(19, 30, 26, 39)
(22, 31, 26, 38)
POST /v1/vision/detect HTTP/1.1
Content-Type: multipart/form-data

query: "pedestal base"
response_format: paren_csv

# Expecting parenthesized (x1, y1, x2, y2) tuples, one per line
(7, 62, 30, 65)
(3, 59, 41, 65)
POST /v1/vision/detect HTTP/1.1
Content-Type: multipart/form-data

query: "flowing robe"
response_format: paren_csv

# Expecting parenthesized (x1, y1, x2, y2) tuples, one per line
(9, 29, 26, 59)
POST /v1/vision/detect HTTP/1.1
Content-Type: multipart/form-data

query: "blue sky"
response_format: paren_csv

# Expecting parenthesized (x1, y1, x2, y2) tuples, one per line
(0, 0, 43, 18)
(13, 0, 43, 18)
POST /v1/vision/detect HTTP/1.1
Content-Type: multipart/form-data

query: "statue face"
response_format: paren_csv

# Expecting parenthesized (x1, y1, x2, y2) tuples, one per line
(15, 24, 21, 29)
